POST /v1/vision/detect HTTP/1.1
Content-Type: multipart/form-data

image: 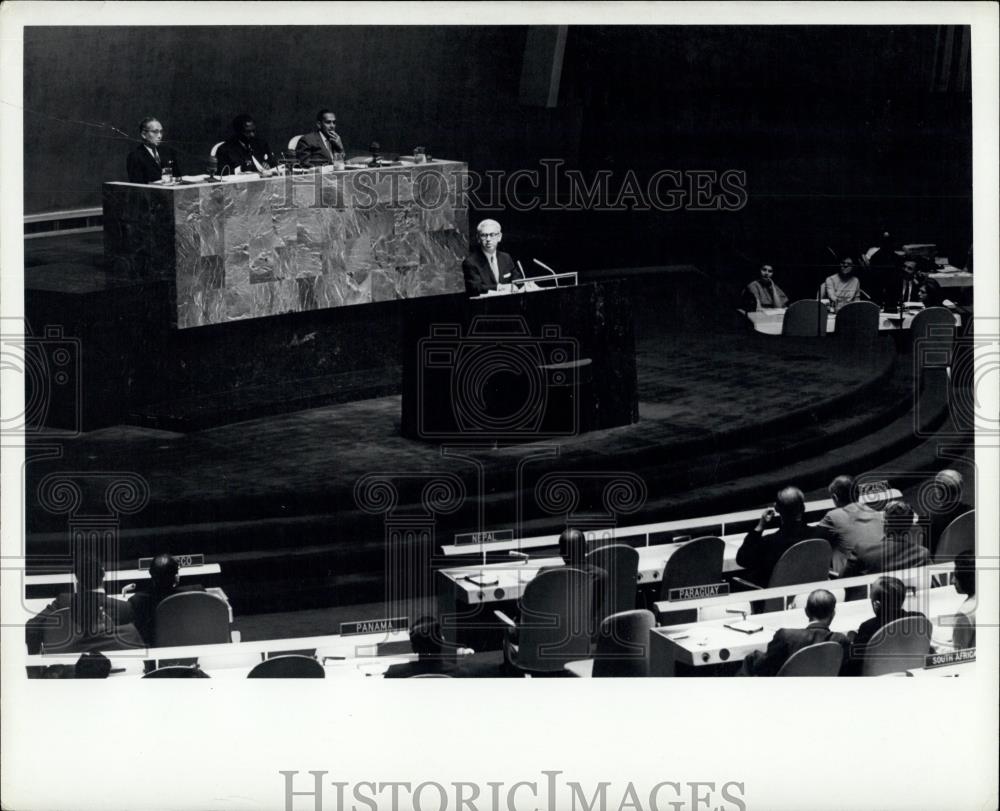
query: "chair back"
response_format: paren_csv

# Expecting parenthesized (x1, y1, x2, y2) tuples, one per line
(861, 616, 933, 676)
(247, 654, 325, 678)
(210, 141, 225, 157)
(586, 544, 639, 622)
(909, 307, 956, 366)
(834, 301, 880, 340)
(287, 134, 304, 151)
(142, 665, 209, 678)
(409, 673, 453, 678)
(659, 536, 725, 600)
(755, 538, 831, 613)
(935, 509, 974, 562)
(154, 591, 230, 647)
(782, 300, 828, 337)
(777, 641, 844, 676)
(515, 567, 594, 673)
(592, 609, 655, 677)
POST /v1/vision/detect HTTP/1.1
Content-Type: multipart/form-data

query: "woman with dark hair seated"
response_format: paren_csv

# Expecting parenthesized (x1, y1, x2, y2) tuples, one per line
(917, 278, 947, 308)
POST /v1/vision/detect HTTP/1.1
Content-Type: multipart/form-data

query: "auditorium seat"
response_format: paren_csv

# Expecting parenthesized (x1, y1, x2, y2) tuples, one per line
(495, 568, 594, 675)
(935, 509, 974, 562)
(834, 301, 880, 340)
(154, 591, 232, 647)
(776, 641, 844, 676)
(734, 538, 832, 613)
(247, 654, 325, 678)
(656, 536, 725, 624)
(909, 306, 957, 365)
(586, 544, 639, 623)
(142, 665, 209, 678)
(565, 609, 654, 677)
(781, 300, 828, 336)
(860, 616, 933, 676)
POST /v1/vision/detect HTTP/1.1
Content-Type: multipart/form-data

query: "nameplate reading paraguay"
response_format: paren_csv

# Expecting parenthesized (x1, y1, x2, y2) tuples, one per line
(924, 648, 976, 669)
(340, 617, 408, 636)
(452, 529, 515, 546)
(667, 582, 730, 601)
(138, 553, 204, 570)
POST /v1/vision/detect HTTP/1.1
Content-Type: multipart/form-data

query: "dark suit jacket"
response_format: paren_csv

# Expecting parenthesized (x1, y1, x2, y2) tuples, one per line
(216, 136, 278, 173)
(735, 522, 813, 587)
(294, 131, 343, 167)
(382, 657, 455, 678)
(845, 610, 926, 675)
(856, 536, 930, 575)
(741, 621, 849, 676)
(461, 249, 523, 296)
(25, 590, 136, 655)
(126, 143, 182, 184)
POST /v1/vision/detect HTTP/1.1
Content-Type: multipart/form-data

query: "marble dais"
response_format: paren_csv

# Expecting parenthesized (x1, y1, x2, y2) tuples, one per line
(104, 161, 469, 328)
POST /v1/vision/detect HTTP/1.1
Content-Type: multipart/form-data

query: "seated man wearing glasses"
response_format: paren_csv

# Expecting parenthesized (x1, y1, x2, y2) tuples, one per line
(462, 219, 525, 296)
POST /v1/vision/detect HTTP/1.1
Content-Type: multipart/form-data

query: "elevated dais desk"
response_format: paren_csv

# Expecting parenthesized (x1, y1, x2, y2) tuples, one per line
(748, 307, 961, 336)
(104, 161, 469, 328)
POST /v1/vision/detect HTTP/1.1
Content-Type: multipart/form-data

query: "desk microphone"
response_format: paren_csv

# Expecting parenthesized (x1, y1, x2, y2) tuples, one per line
(533, 258, 558, 277)
(726, 608, 747, 620)
(508, 551, 530, 564)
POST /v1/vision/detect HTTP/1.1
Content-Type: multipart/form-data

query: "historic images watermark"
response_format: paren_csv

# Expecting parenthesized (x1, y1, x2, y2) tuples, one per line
(281, 160, 748, 214)
(280, 771, 747, 811)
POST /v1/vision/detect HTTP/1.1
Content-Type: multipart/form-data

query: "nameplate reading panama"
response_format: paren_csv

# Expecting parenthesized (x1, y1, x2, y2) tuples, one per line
(667, 582, 730, 601)
(339, 617, 408, 636)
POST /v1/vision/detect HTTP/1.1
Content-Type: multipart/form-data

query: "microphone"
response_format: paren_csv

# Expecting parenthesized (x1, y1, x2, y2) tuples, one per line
(533, 258, 557, 277)
(205, 154, 219, 181)
(508, 551, 530, 564)
(726, 608, 747, 620)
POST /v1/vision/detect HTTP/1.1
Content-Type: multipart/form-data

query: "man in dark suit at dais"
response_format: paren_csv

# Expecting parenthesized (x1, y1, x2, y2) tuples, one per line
(461, 218, 526, 296)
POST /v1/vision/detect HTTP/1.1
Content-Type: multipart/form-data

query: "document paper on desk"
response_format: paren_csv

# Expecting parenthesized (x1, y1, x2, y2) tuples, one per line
(724, 619, 765, 634)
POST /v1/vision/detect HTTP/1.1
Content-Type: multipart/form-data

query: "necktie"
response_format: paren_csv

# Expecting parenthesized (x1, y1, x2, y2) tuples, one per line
(152, 147, 161, 166)
(489, 254, 499, 284)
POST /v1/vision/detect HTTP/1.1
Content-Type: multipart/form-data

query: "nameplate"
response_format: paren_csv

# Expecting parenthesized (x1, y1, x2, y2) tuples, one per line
(667, 582, 730, 601)
(137, 553, 204, 570)
(340, 617, 408, 637)
(924, 648, 976, 669)
(452, 529, 514, 547)
(858, 479, 891, 506)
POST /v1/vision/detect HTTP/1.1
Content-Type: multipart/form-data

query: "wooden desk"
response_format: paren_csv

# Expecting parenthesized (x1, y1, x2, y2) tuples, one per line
(747, 307, 960, 336)
(23, 564, 221, 600)
(438, 490, 901, 557)
(439, 537, 744, 606)
(24, 628, 411, 677)
(649, 586, 965, 675)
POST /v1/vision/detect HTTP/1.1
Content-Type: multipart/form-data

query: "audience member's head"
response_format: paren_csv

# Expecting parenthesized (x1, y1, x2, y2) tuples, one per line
(72, 552, 105, 592)
(828, 475, 854, 507)
(870, 576, 907, 617)
(917, 278, 945, 307)
(804, 589, 837, 624)
(231, 113, 256, 139)
(559, 528, 587, 567)
(776, 486, 806, 523)
(838, 257, 856, 278)
(149, 553, 180, 593)
(408, 616, 444, 658)
(75, 651, 112, 679)
(934, 468, 965, 505)
(953, 551, 976, 597)
(902, 258, 919, 278)
(882, 500, 917, 546)
(138, 117, 163, 146)
(759, 263, 775, 282)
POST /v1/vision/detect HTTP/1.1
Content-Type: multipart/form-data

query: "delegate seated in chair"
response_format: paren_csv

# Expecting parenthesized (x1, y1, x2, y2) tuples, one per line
(854, 500, 930, 574)
(383, 616, 456, 678)
(127, 553, 206, 646)
(739, 589, 849, 676)
(843, 576, 927, 676)
(26, 552, 140, 655)
(735, 486, 815, 587)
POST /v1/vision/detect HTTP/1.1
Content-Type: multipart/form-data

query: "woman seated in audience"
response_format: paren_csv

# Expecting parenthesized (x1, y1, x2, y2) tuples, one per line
(742, 263, 789, 311)
(932, 550, 977, 652)
(917, 278, 948, 308)
(855, 500, 930, 574)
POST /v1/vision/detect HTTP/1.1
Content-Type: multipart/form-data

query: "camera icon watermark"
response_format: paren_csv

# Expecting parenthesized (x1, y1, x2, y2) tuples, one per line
(914, 322, 999, 438)
(416, 315, 580, 441)
(1, 320, 82, 439)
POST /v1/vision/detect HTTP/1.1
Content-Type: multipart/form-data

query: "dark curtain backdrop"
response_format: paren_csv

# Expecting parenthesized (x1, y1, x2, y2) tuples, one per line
(24, 25, 971, 281)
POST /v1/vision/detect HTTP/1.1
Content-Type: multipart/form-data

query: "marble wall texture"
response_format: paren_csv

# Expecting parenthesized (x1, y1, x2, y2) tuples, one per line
(104, 161, 469, 329)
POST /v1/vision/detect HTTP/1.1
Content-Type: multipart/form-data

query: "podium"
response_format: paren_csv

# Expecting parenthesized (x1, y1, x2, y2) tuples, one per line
(400, 281, 638, 442)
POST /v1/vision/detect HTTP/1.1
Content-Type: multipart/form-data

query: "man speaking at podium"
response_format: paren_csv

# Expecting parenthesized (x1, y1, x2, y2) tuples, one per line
(462, 218, 525, 296)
